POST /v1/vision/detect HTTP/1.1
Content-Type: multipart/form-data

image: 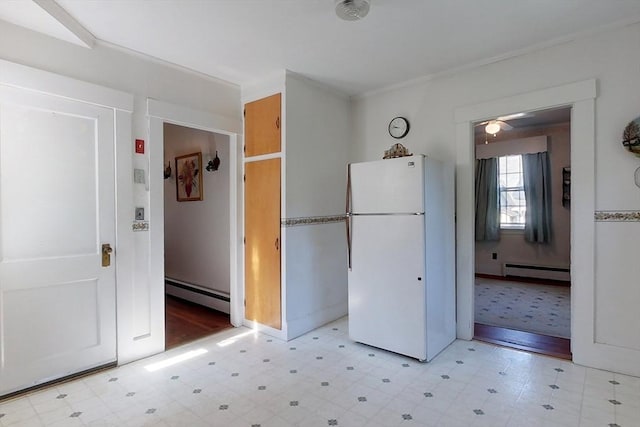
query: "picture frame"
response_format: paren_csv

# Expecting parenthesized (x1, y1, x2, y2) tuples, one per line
(175, 152, 203, 201)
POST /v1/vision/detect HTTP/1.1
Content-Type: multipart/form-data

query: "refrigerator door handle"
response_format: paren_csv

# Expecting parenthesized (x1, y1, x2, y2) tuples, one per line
(346, 164, 352, 270)
(346, 214, 352, 270)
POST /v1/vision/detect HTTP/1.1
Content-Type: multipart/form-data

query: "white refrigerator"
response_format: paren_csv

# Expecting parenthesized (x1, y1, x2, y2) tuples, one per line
(347, 155, 456, 362)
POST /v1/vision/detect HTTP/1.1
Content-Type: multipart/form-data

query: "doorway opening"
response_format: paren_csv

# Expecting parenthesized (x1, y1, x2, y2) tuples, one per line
(472, 106, 572, 359)
(163, 122, 232, 349)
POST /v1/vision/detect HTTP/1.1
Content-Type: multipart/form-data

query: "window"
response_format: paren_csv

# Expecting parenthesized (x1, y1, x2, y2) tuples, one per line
(498, 155, 526, 229)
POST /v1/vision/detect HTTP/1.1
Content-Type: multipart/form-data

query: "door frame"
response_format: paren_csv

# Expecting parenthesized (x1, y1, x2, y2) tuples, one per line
(454, 79, 601, 369)
(147, 99, 243, 331)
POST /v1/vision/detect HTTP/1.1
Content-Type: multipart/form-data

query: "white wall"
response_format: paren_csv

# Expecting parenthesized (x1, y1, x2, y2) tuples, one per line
(0, 19, 241, 363)
(475, 123, 571, 276)
(284, 74, 350, 338)
(285, 75, 350, 218)
(352, 23, 640, 372)
(163, 124, 230, 295)
(0, 21, 238, 119)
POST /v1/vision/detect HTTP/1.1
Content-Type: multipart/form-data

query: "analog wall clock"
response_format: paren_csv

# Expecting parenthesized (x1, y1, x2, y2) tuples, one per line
(388, 116, 410, 139)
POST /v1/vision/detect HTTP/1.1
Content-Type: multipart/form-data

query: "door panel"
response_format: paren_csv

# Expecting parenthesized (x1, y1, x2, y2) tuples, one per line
(348, 214, 426, 360)
(0, 86, 116, 396)
(244, 93, 281, 157)
(350, 156, 424, 214)
(244, 158, 281, 329)
(0, 105, 97, 260)
(4, 280, 99, 362)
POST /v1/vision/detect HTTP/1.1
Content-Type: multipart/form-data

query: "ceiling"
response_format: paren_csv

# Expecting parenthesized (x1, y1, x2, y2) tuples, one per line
(2, 0, 640, 96)
(474, 106, 572, 137)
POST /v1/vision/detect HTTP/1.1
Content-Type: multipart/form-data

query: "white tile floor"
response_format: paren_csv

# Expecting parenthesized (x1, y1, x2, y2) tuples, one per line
(1, 317, 639, 427)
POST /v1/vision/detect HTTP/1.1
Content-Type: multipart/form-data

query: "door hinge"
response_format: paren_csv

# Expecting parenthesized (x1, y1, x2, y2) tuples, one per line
(243, 174, 246, 182)
(243, 236, 246, 244)
(243, 108, 246, 117)
(244, 299, 246, 307)
(243, 145, 246, 154)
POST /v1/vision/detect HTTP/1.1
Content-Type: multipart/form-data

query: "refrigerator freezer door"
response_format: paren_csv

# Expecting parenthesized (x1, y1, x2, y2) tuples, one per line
(348, 214, 427, 360)
(350, 156, 424, 214)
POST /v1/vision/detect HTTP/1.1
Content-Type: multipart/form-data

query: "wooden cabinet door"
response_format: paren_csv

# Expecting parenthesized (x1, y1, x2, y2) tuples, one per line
(244, 158, 281, 329)
(244, 93, 281, 157)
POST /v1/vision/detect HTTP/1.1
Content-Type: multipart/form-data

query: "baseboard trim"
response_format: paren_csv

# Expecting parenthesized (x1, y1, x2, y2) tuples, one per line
(242, 319, 288, 341)
(165, 279, 230, 314)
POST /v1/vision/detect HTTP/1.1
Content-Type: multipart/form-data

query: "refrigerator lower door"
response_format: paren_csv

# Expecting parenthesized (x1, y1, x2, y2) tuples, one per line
(348, 214, 427, 360)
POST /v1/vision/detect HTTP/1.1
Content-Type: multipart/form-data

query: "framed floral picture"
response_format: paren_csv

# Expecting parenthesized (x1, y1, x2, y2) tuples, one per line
(175, 152, 203, 201)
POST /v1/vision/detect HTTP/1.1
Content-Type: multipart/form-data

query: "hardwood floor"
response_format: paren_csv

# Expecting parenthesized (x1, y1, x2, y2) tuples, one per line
(475, 273, 570, 287)
(165, 295, 232, 349)
(474, 323, 572, 360)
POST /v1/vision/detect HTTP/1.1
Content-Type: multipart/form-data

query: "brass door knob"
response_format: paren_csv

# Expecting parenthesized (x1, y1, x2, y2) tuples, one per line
(102, 244, 113, 267)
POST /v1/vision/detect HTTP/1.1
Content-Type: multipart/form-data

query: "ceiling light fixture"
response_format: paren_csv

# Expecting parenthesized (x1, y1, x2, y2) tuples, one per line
(335, 0, 370, 21)
(485, 121, 501, 135)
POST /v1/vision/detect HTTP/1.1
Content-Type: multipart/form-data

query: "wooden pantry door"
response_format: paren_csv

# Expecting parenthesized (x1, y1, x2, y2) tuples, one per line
(244, 158, 281, 329)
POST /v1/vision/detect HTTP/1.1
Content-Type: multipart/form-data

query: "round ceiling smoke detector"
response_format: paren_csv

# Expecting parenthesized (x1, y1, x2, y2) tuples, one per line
(335, 0, 370, 21)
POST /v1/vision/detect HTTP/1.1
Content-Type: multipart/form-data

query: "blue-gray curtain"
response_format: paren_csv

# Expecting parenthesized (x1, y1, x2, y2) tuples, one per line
(475, 158, 500, 241)
(522, 152, 552, 243)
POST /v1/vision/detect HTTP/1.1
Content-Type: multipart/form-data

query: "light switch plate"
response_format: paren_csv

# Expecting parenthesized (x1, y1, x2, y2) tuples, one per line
(135, 207, 144, 220)
(134, 169, 145, 184)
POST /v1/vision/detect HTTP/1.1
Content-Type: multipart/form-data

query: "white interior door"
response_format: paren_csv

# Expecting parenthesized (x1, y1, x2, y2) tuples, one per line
(0, 85, 116, 396)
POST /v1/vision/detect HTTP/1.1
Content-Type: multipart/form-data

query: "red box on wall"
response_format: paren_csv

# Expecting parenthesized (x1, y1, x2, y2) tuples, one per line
(135, 139, 144, 154)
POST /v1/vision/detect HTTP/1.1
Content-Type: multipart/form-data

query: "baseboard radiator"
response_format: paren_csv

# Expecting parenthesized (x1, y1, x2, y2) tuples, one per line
(165, 278, 230, 314)
(503, 262, 570, 282)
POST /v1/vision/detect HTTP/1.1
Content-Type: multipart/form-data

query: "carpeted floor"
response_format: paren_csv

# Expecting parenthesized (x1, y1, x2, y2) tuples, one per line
(475, 277, 571, 338)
